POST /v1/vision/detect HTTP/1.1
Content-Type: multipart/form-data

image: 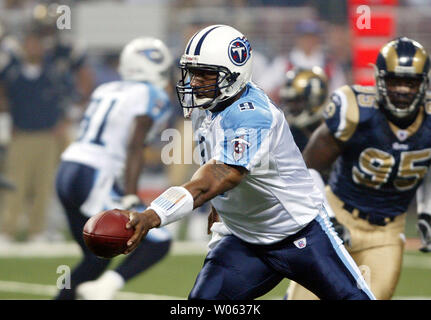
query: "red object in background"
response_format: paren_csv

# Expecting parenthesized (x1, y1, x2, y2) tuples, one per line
(348, 0, 398, 5)
(353, 65, 376, 86)
(83, 209, 134, 259)
(351, 14, 395, 37)
(353, 73, 376, 86)
(138, 188, 165, 205)
(352, 45, 382, 68)
(348, 0, 398, 86)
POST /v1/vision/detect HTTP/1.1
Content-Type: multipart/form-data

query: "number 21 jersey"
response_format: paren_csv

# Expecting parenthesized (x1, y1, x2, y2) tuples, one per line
(61, 81, 171, 176)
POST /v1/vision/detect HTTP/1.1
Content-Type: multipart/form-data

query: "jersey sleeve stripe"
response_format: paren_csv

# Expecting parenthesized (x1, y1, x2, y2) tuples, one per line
(335, 86, 360, 142)
(223, 136, 228, 163)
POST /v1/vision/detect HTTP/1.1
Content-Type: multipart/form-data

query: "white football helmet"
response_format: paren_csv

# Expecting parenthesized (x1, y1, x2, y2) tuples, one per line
(118, 37, 172, 89)
(176, 25, 253, 111)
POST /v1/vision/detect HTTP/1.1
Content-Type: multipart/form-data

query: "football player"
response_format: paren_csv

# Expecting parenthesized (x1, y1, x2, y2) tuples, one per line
(287, 37, 431, 300)
(119, 25, 374, 300)
(279, 66, 328, 152)
(54, 37, 173, 300)
(278, 66, 352, 255)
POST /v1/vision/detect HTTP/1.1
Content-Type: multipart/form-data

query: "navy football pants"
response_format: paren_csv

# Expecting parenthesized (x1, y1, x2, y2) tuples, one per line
(189, 215, 375, 300)
(54, 161, 171, 300)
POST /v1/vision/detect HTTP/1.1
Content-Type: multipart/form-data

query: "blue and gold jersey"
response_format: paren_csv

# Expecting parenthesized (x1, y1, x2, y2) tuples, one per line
(324, 85, 431, 218)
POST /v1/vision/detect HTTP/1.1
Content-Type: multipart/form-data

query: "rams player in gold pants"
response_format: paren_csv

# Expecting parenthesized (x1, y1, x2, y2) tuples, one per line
(287, 37, 431, 300)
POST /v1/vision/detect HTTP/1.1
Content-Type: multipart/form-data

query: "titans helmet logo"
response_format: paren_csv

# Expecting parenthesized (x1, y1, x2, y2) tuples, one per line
(137, 48, 164, 64)
(228, 37, 251, 66)
(231, 136, 250, 161)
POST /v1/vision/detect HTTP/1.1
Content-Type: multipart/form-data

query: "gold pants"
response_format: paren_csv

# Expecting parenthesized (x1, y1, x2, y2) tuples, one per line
(287, 186, 406, 300)
(1, 131, 59, 237)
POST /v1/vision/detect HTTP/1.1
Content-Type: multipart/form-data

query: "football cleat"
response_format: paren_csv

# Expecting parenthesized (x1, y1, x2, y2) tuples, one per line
(76, 270, 125, 300)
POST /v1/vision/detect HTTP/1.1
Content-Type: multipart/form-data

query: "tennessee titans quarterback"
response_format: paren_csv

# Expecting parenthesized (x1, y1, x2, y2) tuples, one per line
(120, 25, 375, 300)
(287, 37, 431, 300)
(55, 37, 173, 300)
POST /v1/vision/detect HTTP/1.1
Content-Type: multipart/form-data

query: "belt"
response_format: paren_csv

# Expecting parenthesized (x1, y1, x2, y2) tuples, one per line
(342, 203, 395, 226)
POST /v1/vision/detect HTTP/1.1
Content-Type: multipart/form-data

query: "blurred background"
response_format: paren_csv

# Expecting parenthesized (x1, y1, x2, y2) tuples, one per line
(0, 0, 430, 299)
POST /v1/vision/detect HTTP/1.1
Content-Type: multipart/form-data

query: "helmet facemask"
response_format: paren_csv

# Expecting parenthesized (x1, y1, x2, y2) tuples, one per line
(279, 68, 328, 129)
(281, 95, 324, 129)
(176, 25, 253, 117)
(176, 63, 239, 112)
(374, 37, 430, 123)
(375, 67, 428, 120)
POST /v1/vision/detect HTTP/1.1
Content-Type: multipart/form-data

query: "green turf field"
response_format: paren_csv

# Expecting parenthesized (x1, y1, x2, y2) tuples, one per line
(0, 249, 429, 300)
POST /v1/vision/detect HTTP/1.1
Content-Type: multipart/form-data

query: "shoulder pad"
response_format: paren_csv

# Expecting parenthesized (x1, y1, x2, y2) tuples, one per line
(351, 84, 376, 95)
(425, 91, 431, 115)
(220, 98, 273, 131)
(324, 85, 361, 142)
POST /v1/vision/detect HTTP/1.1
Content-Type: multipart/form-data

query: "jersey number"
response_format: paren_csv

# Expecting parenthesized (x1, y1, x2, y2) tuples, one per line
(78, 98, 117, 146)
(352, 147, 431, 191)
(197, 134, 208, 165)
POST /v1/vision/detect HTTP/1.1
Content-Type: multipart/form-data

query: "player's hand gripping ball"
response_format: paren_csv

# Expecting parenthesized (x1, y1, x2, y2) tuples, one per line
(83, 209, 134, 259)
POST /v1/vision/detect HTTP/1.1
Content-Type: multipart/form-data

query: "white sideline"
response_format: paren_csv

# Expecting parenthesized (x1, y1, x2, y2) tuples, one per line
(0, 241, 208, 258)
(0, 280, 184, 300)
(0, 241, 430, 271)
(401, 255, 431, 269)
(0, 280, 428, 300)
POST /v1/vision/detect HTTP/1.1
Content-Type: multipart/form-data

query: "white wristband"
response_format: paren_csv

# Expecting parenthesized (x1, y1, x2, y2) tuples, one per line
(148, 186, 194, 227)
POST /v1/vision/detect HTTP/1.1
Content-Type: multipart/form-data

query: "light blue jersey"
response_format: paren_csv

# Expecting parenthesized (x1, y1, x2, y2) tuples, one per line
(62, 81, 171, 174)
(192, 82, 323, 244)
(61, 80, 172, 216)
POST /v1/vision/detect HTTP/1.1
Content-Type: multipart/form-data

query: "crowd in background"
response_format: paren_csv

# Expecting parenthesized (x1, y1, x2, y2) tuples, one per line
(0, 0, 430, 243)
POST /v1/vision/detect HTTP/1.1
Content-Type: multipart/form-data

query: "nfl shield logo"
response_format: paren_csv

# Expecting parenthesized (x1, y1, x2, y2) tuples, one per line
(396, 130, 408, 141)
(294, 237, 307, 249)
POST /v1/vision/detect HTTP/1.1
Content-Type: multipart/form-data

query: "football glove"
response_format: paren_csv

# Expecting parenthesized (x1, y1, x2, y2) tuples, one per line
(330, 217, 352, 248)
(417, 213, 431, 253)
(207, 206, 220, 235)
(121, 194, 146, 211)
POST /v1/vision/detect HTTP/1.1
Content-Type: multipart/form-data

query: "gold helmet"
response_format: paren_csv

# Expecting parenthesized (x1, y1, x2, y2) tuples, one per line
(375, 37, 430, 122)
(279, 66, 328, 129)
(30, 2, 64, 38)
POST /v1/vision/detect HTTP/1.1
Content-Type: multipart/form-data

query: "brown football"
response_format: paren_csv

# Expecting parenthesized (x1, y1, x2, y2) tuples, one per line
(83, 209, 134, 259)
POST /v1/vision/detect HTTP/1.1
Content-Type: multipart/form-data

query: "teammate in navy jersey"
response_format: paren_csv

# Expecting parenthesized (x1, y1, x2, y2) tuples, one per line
(117, 25, 374, 300)
(55, 37, 173, 300)
(287, 37, 431, 300)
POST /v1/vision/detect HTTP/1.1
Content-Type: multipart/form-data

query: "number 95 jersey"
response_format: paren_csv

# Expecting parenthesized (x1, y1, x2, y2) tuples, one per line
(324, 84, 431, 218)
